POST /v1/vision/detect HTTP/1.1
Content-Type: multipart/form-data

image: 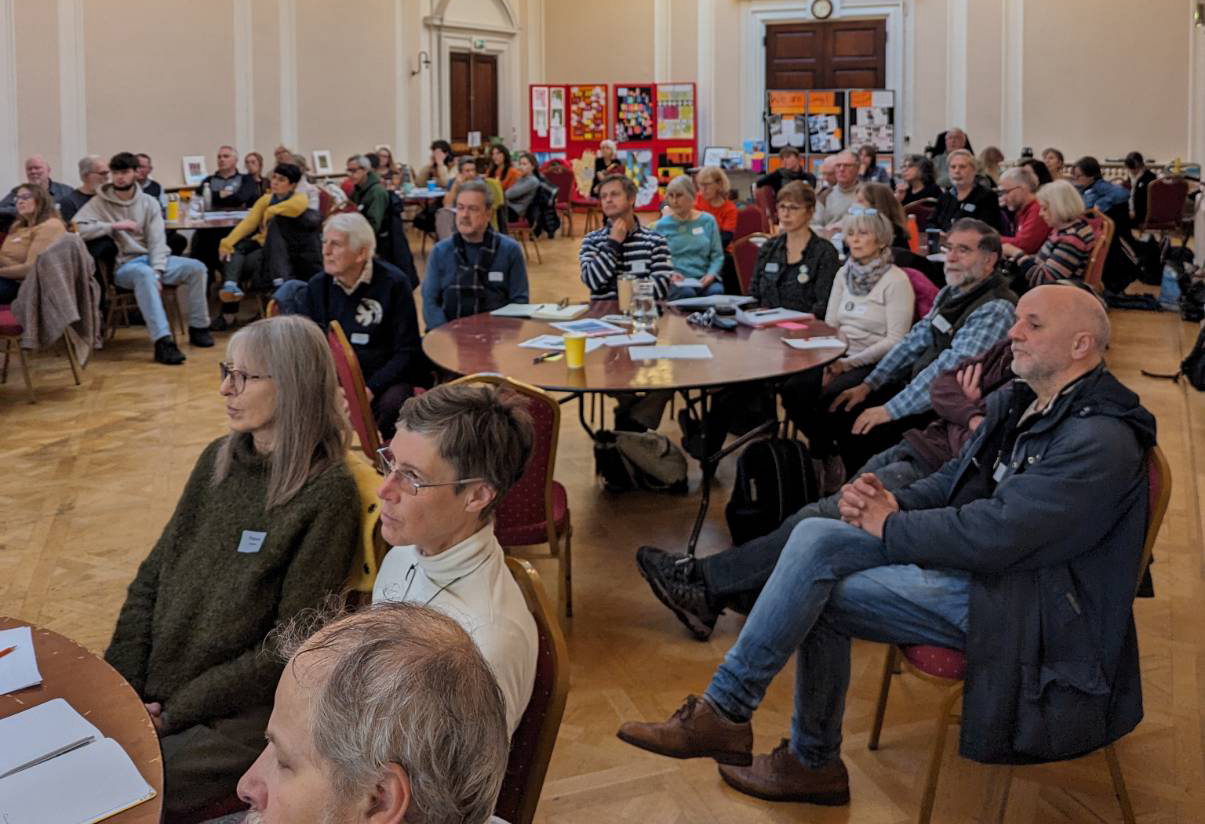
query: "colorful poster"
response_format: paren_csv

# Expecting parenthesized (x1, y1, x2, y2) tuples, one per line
(615, 85, 654, 143)
(549, 87, 565, 129)
(531, 86, 549, 137)
(656, 84, 695, 140)
(569, 84, 608, 142)
(806, 90, 845, 153)
(617, 149, 658, 209)
(848, 89, 895, 153)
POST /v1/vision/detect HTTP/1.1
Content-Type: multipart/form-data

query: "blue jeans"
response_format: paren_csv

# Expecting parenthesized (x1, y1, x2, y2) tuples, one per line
(704, 518, 970, 768)
(271, 280, 309, 315)
(114, 255, 209, 341)
(668, 277, 724, 302)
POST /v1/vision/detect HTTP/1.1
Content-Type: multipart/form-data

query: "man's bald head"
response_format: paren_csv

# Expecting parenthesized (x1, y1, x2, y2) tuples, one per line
(1009, 284, 1109, 395)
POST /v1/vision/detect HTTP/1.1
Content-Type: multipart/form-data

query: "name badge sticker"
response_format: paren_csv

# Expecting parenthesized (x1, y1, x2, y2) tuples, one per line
(963, 203, 976, 212)
(629, 260, 648, 274)
(488, 270, 504, 283)
(350, 332, 370, 345)
(691, 226, 705, 235)
(237, 530, 267, 554)
(992, 462, 1008, 483)
(847, 303, 869, 317)
(765, 262, 780, 273)
(932, 314, 953, 333)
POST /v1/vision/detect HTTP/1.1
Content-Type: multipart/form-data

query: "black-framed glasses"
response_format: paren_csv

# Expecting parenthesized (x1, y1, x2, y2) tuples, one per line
(219, 362, 272, 394)
(376, 447, 483, 497)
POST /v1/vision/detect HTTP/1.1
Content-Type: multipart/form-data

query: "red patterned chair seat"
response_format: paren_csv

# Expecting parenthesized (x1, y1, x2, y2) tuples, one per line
(0, 307, 22, 336)
(495, 481, 569, 547)
(901, 645, 967, 680)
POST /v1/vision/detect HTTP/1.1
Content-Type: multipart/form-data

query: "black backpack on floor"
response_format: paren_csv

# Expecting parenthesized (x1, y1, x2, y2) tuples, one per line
(725, 438, 819, 545)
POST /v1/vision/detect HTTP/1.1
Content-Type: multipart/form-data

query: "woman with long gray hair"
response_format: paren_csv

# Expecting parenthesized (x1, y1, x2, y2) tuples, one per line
(104, 314, 361, 822)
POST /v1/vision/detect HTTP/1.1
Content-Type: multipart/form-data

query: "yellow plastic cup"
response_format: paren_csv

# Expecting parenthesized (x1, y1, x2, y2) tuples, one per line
(563, 332, 587, 369)
(166, 199, 179, 222)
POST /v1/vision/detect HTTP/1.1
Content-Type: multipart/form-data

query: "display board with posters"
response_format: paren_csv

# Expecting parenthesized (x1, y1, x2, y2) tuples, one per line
(614, 85, 655, 143)
(655, 84, 695, 141)
(847, 89, 895, 154)
(806, 90, 846, 154)
(569, 84, 609, 143)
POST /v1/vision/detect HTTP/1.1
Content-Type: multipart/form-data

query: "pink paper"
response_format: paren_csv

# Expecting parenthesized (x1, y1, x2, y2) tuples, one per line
(777, 321, 809, 330)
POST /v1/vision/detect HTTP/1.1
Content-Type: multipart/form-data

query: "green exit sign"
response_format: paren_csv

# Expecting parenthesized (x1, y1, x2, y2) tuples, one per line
(472, 38, 486, 50)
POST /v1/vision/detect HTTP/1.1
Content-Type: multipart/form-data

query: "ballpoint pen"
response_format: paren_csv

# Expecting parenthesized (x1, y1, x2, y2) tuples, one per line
(0, 645, 16, 660)
(532, 351, 562, 364)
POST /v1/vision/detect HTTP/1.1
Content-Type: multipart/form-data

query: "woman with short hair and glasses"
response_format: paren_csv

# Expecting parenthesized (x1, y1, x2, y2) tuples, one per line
(104, 314, 360, 822)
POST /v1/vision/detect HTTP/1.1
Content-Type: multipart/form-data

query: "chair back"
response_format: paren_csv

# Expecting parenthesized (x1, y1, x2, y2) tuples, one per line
(904, 198, 938, 233)
(326, 320, 382, 460)
(734, 205, 768, 242)
(318, 187, 335, 219)
(1082, 208, 1114, 292)
(1136, 446, 1171, 598)
(264, 298, 281, 317)
(543, 166, 574, 208)
(1141, 177, 1189, 233)
(449, 373, 562, 548)
(753, 185, 778, 229)
(902, 266, 939, 321)
(342, 450, 389, 594)
(731, 233, 769, 295)
(495, 557, 570, 824)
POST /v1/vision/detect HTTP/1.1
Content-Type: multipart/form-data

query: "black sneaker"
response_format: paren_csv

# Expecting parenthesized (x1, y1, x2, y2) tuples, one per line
(209, 315, 231, 332)
(154, 336, 186, 365)
(188, 326, 215, 347)
(636, 546, 720, 640)
(678, 410, 706, 461)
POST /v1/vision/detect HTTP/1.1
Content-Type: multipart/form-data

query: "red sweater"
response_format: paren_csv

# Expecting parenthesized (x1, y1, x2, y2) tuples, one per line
(1002, 198, 1050, 255)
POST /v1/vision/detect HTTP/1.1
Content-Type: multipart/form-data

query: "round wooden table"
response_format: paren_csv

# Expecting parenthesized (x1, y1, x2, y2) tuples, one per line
(423, 301, 845, 552)
(0, 618, 164, 824)
(422, 300, 844, 392)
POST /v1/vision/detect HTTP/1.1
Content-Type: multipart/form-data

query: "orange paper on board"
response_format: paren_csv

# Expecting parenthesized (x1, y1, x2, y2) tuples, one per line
(850, 90, 873, 108)
(768, 91, 807, 115)
(807, 91, 839, 114)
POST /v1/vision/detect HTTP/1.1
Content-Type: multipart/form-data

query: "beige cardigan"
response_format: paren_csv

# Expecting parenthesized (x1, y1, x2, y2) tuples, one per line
(0, 218, 67, 279)
(824, 264, 915, 368)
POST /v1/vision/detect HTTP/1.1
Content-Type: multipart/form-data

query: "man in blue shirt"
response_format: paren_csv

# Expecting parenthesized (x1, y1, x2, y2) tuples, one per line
(421, 180, 528, 330)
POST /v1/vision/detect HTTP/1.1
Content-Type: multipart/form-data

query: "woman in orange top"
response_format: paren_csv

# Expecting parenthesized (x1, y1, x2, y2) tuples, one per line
(694, 166, 738, 247)
(0, 184, 67, 303)
(487, 144, 521, 190)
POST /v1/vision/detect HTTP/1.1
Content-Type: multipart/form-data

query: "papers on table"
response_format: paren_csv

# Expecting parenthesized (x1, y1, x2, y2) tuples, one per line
(0, 626, 41, 695)
(674, 277, 704, 289)
(783, 336, 847, 351)
(201, 210, 249, 221)
(601, 331, 657, 347)
(666, 294, 755, 310)
(0, 700, 156, 823)
(736, 307, 814, 328)
(598, 314, 633, 324)
(629, 345, 714, 360)
(550, 318, 627, 336)
(518, 335, 603, 354)
(490, 303, 590, 321)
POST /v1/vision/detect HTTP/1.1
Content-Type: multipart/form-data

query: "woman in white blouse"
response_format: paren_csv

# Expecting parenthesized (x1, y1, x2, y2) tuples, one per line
(783, 209, 915, 490)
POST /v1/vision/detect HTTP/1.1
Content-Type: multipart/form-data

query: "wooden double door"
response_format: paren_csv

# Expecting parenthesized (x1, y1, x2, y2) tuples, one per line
(449, 51, 498, 142)
(765, 18, 886, 90)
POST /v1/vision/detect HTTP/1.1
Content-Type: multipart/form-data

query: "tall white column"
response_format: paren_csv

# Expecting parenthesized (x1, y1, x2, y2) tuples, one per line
(654, 0, 671, 83)
(57, 0, 87, 173)
(696, 0, 715, 149)
(0, 0, 18, 182)
(1190, 1, 1205, 162)
(394, 0, 410, 161)
(945, 0, 968, 130)
(233, 0, 254, 155)
(1001, 0, 1024, 156)
(278, 0, 298, 148)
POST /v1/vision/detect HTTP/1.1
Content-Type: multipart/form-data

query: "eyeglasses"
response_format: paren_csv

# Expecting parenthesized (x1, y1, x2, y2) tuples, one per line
(14, 193, 33, 201)
(219, 362, 272, 394)
(848, 207, 879, 216)
(776, 203, 805, 214)
(456, 203, 486, 214)
(376, 447, 483, 496)
(942, 242, 978, 257)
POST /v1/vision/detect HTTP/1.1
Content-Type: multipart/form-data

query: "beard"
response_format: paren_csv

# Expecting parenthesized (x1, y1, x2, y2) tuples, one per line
(241, 799, 351, 824)
(113, 181, 136, 192)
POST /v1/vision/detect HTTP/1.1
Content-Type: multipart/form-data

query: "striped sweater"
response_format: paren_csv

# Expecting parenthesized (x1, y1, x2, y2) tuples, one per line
(579, 219, 672, 300)
(1021, 216, 1096, 288)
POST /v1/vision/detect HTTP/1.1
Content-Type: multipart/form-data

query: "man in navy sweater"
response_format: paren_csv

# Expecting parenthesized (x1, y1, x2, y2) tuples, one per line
(274, 212, 427, 438)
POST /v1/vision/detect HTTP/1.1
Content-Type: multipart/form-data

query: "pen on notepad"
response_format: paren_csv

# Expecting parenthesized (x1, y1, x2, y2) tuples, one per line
(532, 352, 562, 364)
(0, 645, 15, 660)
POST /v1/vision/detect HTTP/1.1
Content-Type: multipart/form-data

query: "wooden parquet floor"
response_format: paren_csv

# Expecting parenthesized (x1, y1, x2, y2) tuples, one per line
(2, 227, 1203, 822)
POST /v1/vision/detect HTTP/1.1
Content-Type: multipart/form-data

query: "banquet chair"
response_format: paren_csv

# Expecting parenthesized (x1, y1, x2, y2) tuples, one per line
(327, 320, 382, 461)
(1082, 208, 1115, 293)
(95, 257, 185, 344)
(901, 267, 939, 321)
(449, 373, 574, 618)
(734, 205, 768, 243)
(904, 198, 939, 234)
(493, 557, 570, 824)
(1138, 177, 1189, 240)
(542, 164, 576, 237)
(753, 185, 778, 231)
(731, 233, 769, 295)
(866, 446, 1171, 824)
(343, 449, 389, 601)
(1, 308, 82, 403)
(509, 216, 543, 264)
(569, 178, 602, 235)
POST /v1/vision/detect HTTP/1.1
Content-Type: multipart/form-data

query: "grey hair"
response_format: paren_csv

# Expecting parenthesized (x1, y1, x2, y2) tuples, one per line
(323, 211, 377, 259)
(211, 316, 350, 509)
(946, 148, 975, 164)
(1036, 179, 1086, 225)
(665, 174, 696, 199)
(349, 154, 373, 170)
(274, 601, 509, 824)
(1001, 165, 1039, 192)
(456, 178, 494, 209)
(599, 139, 617, 153)
(841, 210, 895, 249)
(78, 154, 103, 179)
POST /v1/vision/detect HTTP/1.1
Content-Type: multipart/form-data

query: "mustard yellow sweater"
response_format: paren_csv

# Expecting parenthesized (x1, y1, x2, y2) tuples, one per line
(218, 190, 309, 255)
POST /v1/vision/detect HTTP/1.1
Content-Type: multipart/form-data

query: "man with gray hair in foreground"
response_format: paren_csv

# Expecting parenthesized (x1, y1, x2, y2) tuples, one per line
(619, 284, 1156, 806)
(233, 601, 510, 824)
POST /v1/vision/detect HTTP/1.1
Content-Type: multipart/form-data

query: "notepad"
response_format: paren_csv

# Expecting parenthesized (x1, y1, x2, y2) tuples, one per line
(600, 332, 657, 347)
(783, 336, 846, 350)
(489, 303, 590, 321)
(629, 345, 714, 360)
(736, 307, 814, 328)
(518, 335, 603, 353)
(0, 699, 156, 824)
(0, 626, 41, 695)
(666, 294, 756, 310)
(550, 318, 627, 336)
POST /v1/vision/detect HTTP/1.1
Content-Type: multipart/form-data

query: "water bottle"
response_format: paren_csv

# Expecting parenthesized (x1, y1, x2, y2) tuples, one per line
(630, 279, 658, 334)
(201, 181, 212, 212)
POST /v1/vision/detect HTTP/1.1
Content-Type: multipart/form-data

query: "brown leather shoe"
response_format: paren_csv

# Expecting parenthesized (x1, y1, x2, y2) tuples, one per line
(617, 694, 753, 766)
(718, 739, 850, 805)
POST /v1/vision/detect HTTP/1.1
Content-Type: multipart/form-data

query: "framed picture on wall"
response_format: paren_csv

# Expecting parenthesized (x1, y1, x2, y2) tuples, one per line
(312, 150, 334, 176)
(181, 155, 207, 186)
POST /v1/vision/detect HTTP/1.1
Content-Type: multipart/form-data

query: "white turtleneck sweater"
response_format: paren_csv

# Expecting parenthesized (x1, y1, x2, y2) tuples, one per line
(372, 523, 538, 735)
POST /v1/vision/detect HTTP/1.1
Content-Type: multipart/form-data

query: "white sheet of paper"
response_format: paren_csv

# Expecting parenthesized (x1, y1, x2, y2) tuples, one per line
(674, 277, 704, 288)
(518, 335, 602, 353)
(0, 698, 101, 778)
(783, 336, 847, 350)
(629, 345, 713, 360)
(666, 294, 756, 309)
(600, 332, 657, 347)
(0, 626, 41, 695)
(550, 318, 626, 336)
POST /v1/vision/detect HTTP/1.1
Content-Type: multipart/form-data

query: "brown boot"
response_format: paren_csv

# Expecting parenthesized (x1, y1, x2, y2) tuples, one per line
(617, 694, 753, 765)
(718, 739, 850, 805)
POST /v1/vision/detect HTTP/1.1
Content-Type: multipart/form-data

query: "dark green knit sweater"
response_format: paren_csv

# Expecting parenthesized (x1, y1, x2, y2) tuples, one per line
(104, 435, 359, 734)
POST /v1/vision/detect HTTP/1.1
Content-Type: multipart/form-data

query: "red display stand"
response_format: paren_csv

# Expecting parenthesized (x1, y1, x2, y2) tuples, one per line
(528, 83, 609, 161)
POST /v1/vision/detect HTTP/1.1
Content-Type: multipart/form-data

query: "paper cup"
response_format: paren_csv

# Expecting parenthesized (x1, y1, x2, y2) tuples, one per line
(563, 332, 587, 369)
